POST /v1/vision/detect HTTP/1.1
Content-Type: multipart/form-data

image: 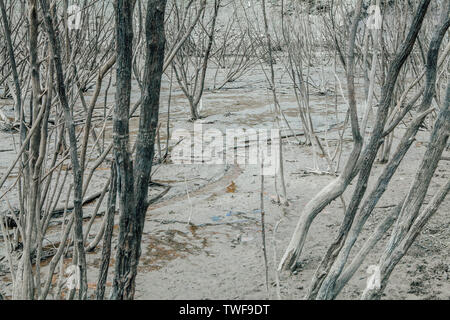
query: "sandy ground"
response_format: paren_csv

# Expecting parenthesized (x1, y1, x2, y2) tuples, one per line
(0, 8, 449, 298)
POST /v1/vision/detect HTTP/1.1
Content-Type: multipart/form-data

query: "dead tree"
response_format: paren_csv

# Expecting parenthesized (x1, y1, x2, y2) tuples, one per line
(363, 81, 450, 299)
(308, 0, 449, 300)
(111, 0, 167, 300)
(39, 0, 89, 299)
(278, 0, 365, 272)
(0, 0, 21, 121)
(171, 0, 219, 120)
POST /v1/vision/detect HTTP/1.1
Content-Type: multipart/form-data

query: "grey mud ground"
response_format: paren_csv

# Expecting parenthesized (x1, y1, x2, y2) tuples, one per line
(0, 51, 449, 300)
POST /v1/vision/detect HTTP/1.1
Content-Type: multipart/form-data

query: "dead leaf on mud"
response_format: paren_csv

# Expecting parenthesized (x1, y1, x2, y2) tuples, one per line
(226, 181, 236, 193)
(139, 229, 208, 272)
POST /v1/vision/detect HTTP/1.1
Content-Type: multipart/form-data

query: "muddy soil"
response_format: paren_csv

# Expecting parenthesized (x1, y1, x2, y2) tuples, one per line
(0, 33, 449, 300)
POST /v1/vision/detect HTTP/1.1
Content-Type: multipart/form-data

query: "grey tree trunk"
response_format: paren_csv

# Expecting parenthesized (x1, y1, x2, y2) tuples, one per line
(96, 162, 117, 300)
(111, 0, 167, 300)
(310, 0, 448, 300)
(279, 0, 365, 272)
(39, 0, 88, 300)
(363, 82, 450, 299)
(307, 0, 432, 299)
(0, 0, 21, 121)
(111, 0, 138, 300)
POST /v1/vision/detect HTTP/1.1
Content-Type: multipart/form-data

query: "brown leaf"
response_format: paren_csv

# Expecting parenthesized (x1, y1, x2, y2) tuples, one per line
(226, 181, 237, 193)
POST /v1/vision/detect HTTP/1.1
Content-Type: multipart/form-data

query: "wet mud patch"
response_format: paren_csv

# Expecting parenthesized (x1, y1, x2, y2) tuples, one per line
(139, 228, 209, 272)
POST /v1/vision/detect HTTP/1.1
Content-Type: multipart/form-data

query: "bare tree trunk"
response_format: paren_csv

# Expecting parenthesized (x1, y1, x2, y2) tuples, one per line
(363, 82, 450, 299)
(129, 0, 167, 298)
(360, 0, 380, 139)
(308, 0, 432, 299)
(0, 0, 21, 121)
(96, 162, 117, 300)
(111, 0, 138, 300)
(278, 0, 364, 272)
(39, 0, 88, 300)
(112, 0, 167, 300)
(310, 0, 449, 299)
(261, 0, 288, 206)
(191, 0, 220, 120)
(13, 0, 41, 299)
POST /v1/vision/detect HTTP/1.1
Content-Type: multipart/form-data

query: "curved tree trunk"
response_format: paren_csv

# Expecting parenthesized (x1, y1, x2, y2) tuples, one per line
(363, 82, 450, 299)
(310, 0, 448, 299)
(278, 0, 364, 272)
